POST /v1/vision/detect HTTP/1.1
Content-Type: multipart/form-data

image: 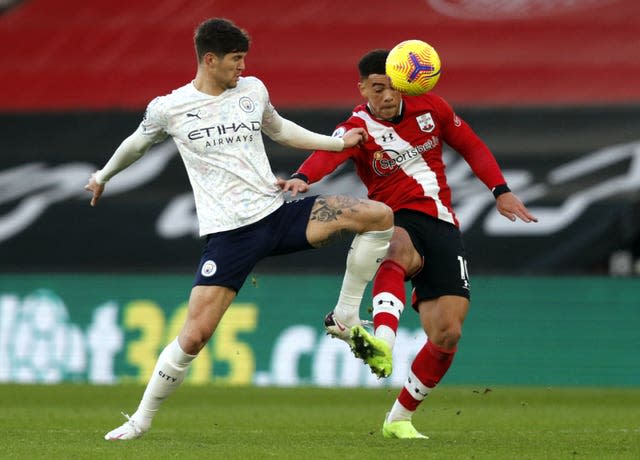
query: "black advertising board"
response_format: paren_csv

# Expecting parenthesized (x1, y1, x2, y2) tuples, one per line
(1, 107, 639, 275)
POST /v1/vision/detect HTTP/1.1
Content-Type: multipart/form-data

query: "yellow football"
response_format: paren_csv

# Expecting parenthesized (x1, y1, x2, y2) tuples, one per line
(386, 39, 441, 96)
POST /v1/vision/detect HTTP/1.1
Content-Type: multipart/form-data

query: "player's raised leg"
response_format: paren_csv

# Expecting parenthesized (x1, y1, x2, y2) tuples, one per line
(371, 226, 422, 349)
(347, 258, 408, 379)
(306, 195, 393, 344)
(371, 260, 407, 349)
(349, 226, 422, 378)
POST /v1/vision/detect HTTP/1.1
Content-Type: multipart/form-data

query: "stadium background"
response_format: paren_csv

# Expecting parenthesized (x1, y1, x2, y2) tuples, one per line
(0, 0, 638, 387)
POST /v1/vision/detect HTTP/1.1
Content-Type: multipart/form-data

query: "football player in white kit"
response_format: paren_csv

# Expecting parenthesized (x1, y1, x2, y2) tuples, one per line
(85, 18, 393, 440)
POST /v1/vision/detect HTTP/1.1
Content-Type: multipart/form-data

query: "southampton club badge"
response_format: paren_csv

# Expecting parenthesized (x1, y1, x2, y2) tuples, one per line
(416, 112, 435, 132)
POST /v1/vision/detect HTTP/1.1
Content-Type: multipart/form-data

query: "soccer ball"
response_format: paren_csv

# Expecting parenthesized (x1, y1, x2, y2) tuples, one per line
(385, 40, 441, 96)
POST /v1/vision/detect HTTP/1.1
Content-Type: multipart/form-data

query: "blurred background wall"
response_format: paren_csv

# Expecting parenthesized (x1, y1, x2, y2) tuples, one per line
(0, 0, 638, 385)
(2, 0, 640, 275)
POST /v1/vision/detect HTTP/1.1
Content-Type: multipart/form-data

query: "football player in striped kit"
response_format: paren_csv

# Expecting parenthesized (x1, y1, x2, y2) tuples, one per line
(282, 49, 537, 439)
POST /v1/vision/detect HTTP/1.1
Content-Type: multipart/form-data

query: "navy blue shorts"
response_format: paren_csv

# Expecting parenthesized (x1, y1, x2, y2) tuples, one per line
(394, 209, 471, 305)
(193, 196, 317, 292)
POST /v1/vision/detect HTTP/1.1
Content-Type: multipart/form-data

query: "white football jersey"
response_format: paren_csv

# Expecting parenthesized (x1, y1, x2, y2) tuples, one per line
(140, 77, 285, 235)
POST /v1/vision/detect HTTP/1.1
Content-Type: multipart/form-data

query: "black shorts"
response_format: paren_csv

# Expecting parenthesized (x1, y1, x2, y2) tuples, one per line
(193, 196, 317, 292)
(394, 209, 471, 305)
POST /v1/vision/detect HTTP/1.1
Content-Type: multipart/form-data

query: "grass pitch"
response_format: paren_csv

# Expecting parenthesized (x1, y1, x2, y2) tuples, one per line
(1, 384, 639, 459)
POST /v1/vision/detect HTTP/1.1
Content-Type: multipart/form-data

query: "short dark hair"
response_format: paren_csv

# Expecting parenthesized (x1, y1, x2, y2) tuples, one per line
(358, 49, 389, 79)
(194, 18, 250, 62)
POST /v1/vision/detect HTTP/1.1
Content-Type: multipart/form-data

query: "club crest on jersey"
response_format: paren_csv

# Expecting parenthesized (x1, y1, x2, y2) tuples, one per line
(372, 149, 400, 176)
(416, 112, 435, 133)
(239, 97, 255, 113)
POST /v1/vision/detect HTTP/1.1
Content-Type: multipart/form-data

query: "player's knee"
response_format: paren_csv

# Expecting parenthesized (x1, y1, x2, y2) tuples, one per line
(443, 328, 462, 349)
(379, 202, 393, 227)
(178, 329, 212, 355)
(433, 326, 462, 350)
(363, 200, 393, 230)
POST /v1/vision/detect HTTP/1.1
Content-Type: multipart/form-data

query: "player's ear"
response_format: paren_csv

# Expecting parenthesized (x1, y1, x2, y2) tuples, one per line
(358, 80, 367, 98)
(204, 52, 218, 67)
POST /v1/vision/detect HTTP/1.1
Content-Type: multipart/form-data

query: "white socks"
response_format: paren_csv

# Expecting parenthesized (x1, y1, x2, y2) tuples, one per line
(387, 400, 414, 422)
(333, 227, 394, 327)
(372, 291, 405, 349)
(374, 325, 398, 349)
(131, 338, 196, 430)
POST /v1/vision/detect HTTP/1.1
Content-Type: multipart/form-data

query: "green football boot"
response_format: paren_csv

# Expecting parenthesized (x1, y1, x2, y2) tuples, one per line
(349, 325, 393, 378)
(382, 415, 429, 439)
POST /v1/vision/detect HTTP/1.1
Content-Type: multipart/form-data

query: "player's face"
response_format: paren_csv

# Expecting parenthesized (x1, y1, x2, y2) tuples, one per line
(210, 51, 246, 90)
(358, 74, 402, 121)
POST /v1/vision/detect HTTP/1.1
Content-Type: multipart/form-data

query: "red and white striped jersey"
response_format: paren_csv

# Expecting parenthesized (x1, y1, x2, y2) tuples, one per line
(297, 93, 506, 227)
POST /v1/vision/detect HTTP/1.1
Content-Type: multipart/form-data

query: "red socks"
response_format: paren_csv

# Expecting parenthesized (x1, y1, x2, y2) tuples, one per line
(398, 340, 457, 410)
(372, 260, 407, 336)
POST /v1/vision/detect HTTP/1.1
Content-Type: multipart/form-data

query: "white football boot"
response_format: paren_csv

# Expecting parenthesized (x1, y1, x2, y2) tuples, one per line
(104, 413, 147, 440)
(324, 311, 372, 347)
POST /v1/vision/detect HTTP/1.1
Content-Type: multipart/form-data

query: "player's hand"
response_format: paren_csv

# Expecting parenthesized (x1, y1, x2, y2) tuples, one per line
(496, 192, 538, 223)
(276, 177, 309, 198)
(84, 173, 105, 207)
(341, 128, 368, 148)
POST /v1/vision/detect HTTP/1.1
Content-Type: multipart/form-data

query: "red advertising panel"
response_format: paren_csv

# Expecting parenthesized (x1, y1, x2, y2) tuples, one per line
(1, 0, 639, 109)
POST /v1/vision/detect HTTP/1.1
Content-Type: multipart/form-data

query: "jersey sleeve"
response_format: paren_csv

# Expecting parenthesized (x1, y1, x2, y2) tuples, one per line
(255, 78, 279, 131)
(257, 78, 344, 151)
(94, 97, 169, 184)
(296, 125, 356, 183)
(139, 96, 170, 143)
(434, 95, 507, 189)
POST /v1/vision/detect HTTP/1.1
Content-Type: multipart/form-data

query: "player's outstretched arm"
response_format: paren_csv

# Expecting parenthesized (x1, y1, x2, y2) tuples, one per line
(496, 192, 538, 223)
(84, 129, 155, 207)
(263, 112, 367, 152)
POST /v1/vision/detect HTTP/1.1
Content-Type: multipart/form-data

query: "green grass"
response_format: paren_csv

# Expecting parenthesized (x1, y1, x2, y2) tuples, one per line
(1, 384, 639, 459)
